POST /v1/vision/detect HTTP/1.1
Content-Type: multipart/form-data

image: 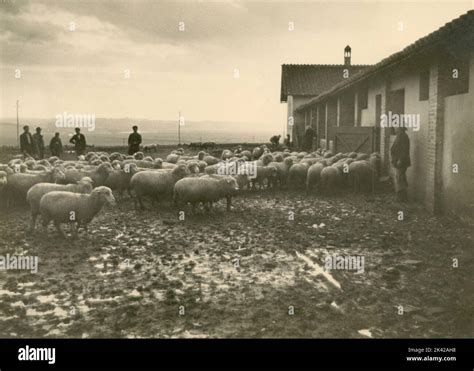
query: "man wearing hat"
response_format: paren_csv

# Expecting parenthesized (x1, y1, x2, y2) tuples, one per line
(128, 125, 142, 155)
(390, 127, 411, 202)
(19, 125, 34, 157)
(69, 127, 86, 156)
(32, 127, 45, 159)
(50, 132, 63, 157)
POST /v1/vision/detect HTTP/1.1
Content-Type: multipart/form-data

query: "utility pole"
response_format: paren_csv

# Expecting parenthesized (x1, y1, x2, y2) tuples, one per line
(178, 111, 181, 146)
(16, 100, 19, 148)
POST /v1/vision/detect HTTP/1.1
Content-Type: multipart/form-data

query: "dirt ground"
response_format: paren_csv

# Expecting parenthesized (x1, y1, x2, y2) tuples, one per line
(0, 146, 473, 338)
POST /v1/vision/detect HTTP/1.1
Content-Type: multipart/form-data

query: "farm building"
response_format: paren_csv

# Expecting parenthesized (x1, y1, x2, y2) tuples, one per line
(280, 48, 371, 148)
(282, 10, 474, 216)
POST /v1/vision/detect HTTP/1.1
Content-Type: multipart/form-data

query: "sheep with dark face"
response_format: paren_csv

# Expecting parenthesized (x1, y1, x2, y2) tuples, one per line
(39, 186, 116, 238)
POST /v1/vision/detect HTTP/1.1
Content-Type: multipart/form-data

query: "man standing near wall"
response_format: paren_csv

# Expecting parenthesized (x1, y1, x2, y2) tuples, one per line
(390, 127, 411, 202)
(303, 126, 316, 152)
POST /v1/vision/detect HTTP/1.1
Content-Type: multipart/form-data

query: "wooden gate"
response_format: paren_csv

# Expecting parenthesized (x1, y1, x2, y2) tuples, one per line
(332, 126, 375, 154)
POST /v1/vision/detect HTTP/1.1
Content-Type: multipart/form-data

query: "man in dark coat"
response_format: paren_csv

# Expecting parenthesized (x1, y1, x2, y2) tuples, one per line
(390, 127, 411, 202)
(50, 132, 63, 157)
(303, 126, 316, 151)
(69, 127, 86, 156)
(32, 127, 45, 159)
(128, 125, 142, 155)
(20, 125, 34, 157)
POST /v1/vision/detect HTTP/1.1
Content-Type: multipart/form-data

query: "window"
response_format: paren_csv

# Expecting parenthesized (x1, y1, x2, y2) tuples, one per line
(419, 69, 429, 101)
(444, 52, 470, 96)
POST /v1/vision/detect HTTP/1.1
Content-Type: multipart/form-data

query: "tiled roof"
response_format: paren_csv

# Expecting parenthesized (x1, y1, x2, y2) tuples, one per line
(295, 10, 474, 112)
(280, 64, 372, 102)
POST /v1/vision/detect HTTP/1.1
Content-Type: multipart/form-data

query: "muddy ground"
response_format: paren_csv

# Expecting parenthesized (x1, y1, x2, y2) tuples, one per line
(0, 146, 472, 338)
(1, 190, 473, 338)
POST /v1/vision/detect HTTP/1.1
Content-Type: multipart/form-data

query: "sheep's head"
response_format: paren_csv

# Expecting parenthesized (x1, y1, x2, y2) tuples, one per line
(52, 167, 66, 182)
(98, 162, 113, 174)
(268, 166, 278, 178)
(223, 176, 239, 193)
(93, 186, 116, 206)
(261, 154, 273, 166)
(24, 159, 36, 169)
(109, 152, 122, 161)
(172, 164, 188, 178)
(153, 158, 163, 169)
(78, 177, 94, 193)
(111, 160, 122, 170)
(187, 162, 199, 174)
(197, 151, 206, 160)
(133, 151, 145, 160)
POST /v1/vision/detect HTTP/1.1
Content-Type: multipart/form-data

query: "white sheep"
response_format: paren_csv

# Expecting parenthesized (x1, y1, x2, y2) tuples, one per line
(62, 162, 112, 187)
(252, 166, 278, 190)
(130, 164, 188, 209)
(39, 186, 116, 238)
(104, 163, 140, 199)
(268, 157, 293, 189)
(5, 168, 66, 203)
(26, 177, 94, 231)
(306, 162, 326, 193)
(288, 162, 310, 189)
(173, 175, 239, 213)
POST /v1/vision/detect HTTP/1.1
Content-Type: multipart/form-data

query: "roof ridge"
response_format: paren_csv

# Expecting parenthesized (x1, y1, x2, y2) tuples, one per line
(293, 9, 474, 111)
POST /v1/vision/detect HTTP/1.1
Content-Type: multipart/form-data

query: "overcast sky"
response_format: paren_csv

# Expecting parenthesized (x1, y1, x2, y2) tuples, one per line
(0, 0, 472, 128)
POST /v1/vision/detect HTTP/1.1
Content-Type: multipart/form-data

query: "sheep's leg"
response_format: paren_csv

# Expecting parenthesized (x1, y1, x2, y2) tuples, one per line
(226, 196, 232, 211)
(29, 213, 38, 232)
(42, 219, 50, 234)
(54, 221, 66, 238)
(71, 223, 78, 239)
(136, 195, 145, 210)
(204, 202, 210, 213)
(127, 188, 133, 199)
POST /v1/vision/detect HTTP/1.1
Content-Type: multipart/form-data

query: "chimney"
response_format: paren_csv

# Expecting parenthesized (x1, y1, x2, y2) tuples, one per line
(344, 45, 351, 66)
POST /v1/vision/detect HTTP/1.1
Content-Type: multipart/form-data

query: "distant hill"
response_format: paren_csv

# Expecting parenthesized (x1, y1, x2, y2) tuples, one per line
(0, 118, 279, 146)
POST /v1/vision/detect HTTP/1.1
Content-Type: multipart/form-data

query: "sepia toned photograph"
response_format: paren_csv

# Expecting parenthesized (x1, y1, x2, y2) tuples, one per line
(0, 0, 473, 361)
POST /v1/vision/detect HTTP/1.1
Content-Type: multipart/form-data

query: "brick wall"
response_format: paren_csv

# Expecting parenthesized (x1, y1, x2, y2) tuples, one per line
(425, 61, 446, 214)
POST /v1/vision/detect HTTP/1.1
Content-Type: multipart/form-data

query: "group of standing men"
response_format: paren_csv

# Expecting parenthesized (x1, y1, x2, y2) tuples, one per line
(20, 125, 141, 159)
(20, 126, 87, 159)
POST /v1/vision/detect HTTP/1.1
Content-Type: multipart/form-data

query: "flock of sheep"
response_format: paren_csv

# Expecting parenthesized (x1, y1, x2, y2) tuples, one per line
(0, 145, 381, 238)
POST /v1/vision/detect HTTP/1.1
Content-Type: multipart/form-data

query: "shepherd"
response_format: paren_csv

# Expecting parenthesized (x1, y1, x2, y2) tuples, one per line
(128, 125, 142, 155)
(390, 127, 411, 202)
